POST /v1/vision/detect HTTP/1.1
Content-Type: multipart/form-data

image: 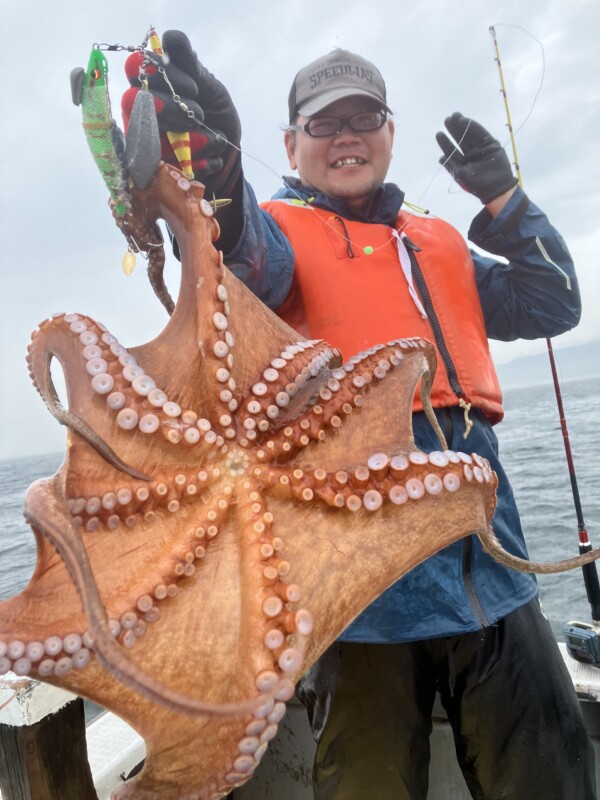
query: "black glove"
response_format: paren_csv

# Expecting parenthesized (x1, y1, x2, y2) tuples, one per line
(435, 112, 518, 204)
(122, 30, 243, 252)
(122, 30, 242, 199)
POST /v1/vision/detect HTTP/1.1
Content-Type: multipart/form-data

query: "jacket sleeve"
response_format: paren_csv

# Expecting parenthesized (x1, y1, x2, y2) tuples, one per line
(224, 180, 295, 309)
(468, 187, 581, 341)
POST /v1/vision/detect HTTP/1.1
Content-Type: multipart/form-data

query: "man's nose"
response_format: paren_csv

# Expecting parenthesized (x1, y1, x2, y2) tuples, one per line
(333, 121, 361, 139)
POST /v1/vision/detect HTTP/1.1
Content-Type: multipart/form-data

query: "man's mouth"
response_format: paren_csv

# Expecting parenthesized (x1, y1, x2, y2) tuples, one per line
(331, 157, 367, 168)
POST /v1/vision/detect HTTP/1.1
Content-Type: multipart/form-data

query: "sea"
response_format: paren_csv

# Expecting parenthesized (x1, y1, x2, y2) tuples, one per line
(0, 376, 598, 647)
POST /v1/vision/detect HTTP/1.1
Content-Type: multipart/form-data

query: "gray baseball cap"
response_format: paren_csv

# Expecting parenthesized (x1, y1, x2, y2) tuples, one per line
(288, 48, 391, 123)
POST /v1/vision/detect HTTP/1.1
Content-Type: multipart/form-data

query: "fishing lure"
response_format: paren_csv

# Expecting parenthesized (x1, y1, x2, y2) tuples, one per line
(71, 48, 130, 217)
(147, 28, 195, 179)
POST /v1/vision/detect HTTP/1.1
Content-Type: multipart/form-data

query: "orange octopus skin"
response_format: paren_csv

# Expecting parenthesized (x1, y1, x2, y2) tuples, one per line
(1, 165, 597, 800)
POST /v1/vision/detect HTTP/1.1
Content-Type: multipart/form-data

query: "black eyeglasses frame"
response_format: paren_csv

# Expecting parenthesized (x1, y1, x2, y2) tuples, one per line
(287, 110, 388, 138)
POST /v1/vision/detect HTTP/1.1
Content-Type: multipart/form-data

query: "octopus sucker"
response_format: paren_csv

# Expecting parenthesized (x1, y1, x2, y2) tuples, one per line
(2, 162, 599, 799)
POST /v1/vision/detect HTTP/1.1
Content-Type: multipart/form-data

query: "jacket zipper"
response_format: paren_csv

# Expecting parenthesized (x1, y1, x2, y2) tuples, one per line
(402, 234, 490, 628)
(402, 235, 464, 397)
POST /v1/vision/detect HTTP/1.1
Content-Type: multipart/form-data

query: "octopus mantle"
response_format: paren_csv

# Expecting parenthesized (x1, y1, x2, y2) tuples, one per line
(0, 165, 507, 799)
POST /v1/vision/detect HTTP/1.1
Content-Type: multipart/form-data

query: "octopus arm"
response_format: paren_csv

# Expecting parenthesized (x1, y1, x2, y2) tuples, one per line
(418, 364, 447, 451)
(477, 526, 600, 574)
(146, 238, 175, 317)
(22, 478, 261, 718)
(288, 341, 445, 471)
(27, 328, 150, 481)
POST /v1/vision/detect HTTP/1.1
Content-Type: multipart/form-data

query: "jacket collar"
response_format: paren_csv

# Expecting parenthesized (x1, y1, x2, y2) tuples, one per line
(273, 176, 405, 226)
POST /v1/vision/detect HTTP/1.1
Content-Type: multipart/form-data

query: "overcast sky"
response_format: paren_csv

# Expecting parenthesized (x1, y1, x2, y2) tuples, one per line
(1, 0, 599, 458)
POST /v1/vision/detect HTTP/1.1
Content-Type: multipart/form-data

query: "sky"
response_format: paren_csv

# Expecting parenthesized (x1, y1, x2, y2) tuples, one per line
(1, 0, 599, 458)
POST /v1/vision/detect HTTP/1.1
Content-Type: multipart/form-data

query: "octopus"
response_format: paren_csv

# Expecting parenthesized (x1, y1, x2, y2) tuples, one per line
(0, 149, 597, 798)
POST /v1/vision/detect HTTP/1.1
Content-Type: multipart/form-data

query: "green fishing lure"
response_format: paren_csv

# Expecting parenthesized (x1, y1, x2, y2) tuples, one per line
(71, 48, 130, 216)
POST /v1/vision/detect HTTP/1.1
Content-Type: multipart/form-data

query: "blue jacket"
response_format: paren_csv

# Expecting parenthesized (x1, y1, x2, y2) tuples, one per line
(226, 177, 581, 643)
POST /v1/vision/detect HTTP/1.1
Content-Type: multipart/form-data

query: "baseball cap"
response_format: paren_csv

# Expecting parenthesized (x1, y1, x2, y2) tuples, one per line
(288, 48, 392, 123)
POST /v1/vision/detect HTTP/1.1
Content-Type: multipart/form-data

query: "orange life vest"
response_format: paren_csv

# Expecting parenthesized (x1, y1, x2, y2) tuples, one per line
(261, 199, 504, 423)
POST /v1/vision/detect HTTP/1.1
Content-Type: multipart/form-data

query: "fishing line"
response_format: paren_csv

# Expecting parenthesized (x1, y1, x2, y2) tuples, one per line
(413, 120, 474, 204)
(490, 23, 546, 141)
(489, 23, 546, 189)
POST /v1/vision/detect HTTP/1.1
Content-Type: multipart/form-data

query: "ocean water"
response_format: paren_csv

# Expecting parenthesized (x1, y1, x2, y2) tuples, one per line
(496, 375, 600, 638)
(0, 377, 598, 645)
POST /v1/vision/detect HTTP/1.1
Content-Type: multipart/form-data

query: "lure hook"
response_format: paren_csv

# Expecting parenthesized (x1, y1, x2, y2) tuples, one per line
(94, 42, 143, 53)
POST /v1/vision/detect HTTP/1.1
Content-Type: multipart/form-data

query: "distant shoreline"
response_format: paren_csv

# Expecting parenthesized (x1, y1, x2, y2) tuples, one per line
(499, 372, 600, 392)
(495, 340, 600, 391)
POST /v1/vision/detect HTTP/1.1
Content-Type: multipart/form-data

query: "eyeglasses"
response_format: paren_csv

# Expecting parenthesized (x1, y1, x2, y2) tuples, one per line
(288, 110, 387, 138)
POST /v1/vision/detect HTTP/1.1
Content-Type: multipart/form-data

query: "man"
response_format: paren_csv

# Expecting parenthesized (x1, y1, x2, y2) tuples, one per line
(123, 31, 595, 800)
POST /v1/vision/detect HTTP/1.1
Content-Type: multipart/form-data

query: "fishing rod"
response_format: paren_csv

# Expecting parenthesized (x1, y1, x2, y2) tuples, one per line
(489, 26, 600, 659)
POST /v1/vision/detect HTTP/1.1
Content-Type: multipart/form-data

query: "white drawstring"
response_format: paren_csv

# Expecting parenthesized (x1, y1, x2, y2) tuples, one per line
(392, 229, 428, 319)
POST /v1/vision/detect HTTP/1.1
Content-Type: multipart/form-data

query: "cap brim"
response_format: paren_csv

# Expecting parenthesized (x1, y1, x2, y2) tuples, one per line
(296, 87, 392, 118)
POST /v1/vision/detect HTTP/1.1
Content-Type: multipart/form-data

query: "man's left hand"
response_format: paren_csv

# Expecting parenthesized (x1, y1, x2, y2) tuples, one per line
(436, 112, 518, 204)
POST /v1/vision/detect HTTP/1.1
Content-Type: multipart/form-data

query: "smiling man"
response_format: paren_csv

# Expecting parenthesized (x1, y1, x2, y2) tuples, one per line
(283, 51, 394, 212)
(123, 33, 595, 800)
(284, 96, 394, 211)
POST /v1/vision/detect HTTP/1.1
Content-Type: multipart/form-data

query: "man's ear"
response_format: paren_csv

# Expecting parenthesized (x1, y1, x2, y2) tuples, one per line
(284, 130, 297, 170)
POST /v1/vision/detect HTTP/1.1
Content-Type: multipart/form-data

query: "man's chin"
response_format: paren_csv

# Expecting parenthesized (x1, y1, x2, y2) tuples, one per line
(330, 180, 378, 205)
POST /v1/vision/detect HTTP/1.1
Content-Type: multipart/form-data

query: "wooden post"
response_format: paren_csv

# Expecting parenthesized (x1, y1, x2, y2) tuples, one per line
(0, 675, 97, 800)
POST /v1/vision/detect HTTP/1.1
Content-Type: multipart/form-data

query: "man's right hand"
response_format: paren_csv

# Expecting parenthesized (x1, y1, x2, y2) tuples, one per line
(121, 30, 242, 197)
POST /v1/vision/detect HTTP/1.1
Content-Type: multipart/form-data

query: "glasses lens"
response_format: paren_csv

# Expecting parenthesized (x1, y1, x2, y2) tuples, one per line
(351, 111, 385, 131)
(306, 117, 340, 137)
(306, 111, 386, 137)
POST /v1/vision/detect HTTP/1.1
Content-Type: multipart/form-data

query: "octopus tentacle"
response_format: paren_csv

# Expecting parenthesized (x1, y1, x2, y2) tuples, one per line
(26, 328, 150, 481)
(113, 197, 175, 316)
(418, 363, 447, 451)
(50, 397, 150, 481)
(247, 338, 445, 464)
(235, 341, 340, 453)
(23, 478, 263, 718)
(30, 313, 230, 456)
(477, 525, 600, 574)
(260, 447, 484, 510)
(70, 465, 223, 533)
(145, 231, 175, 316)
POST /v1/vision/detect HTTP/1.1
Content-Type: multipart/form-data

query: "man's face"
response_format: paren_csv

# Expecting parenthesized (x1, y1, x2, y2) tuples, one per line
(284, 96, 394, 211)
